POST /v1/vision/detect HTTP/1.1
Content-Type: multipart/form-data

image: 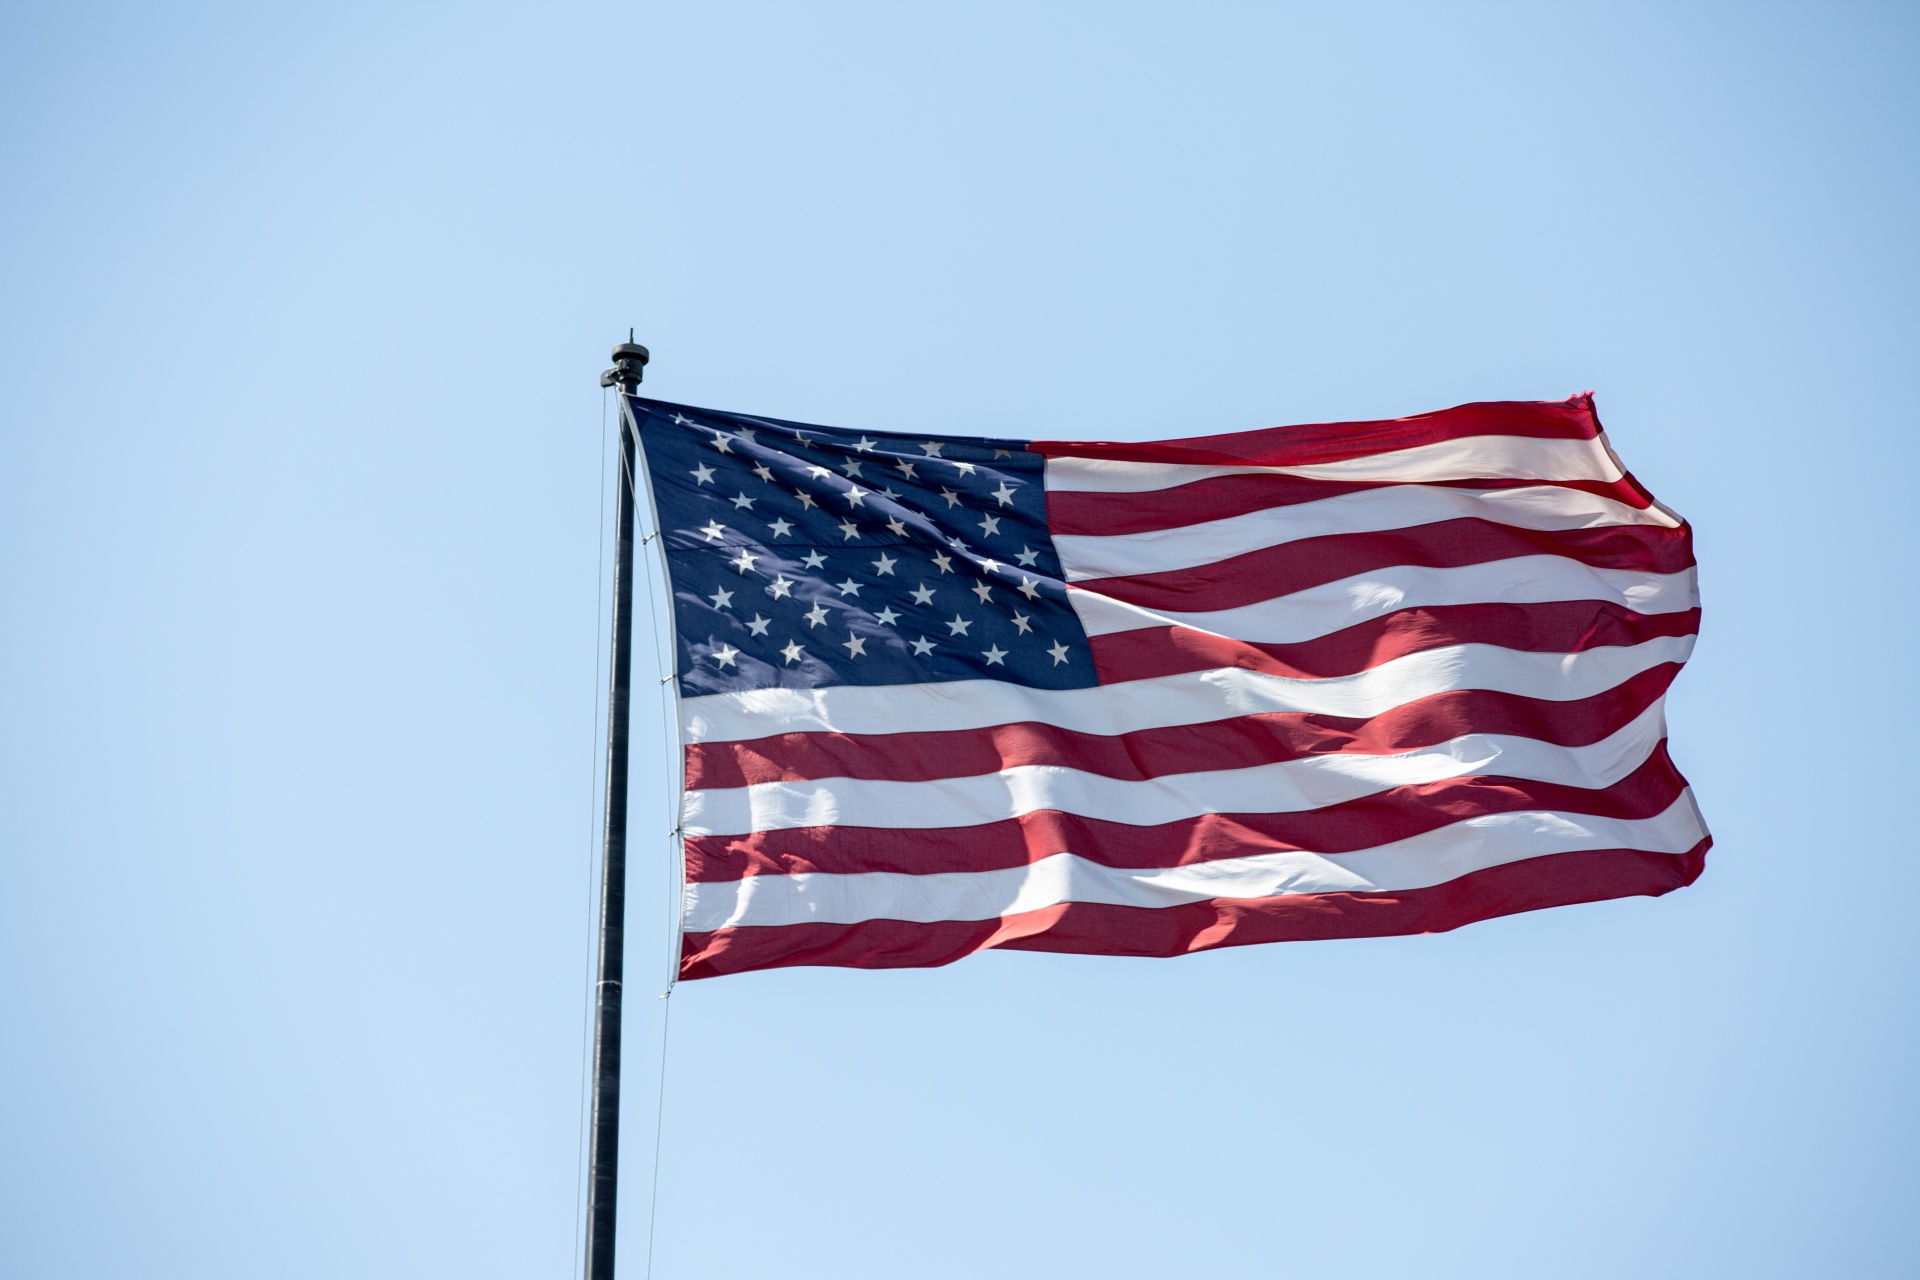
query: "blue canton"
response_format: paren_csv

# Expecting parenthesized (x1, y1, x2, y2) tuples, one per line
(628, 396, 1098, 697)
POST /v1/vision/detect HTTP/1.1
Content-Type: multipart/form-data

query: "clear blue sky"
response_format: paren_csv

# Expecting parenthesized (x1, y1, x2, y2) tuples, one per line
(3, 3, 1916, 1277)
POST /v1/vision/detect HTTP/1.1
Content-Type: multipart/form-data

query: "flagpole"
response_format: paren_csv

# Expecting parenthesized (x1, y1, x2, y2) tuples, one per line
(586, 338, 650, 1280)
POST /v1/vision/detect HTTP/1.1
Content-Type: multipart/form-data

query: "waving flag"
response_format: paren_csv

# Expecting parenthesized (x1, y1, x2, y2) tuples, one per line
(627, 393, 1706, 981)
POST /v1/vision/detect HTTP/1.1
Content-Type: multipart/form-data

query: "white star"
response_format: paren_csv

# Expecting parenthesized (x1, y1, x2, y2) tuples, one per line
(805, 464, 831, 480)
(839, 459, 863, 477)
(795, 491, 817, 510)
(752, 463, 775, 482)
(909, 583, 936, 605)
(730, 549, 757, 573)
(1048, 641, 1071, 665)
(746, 613, 771, 636)
(699, 521, 727, 542)
(979, 558, 1000, 574)
(767, 517, 794, 538)
(874, 606, 900, 626)
(920, 440, 944, 457)
(940, 488, 962, 508)
(886, 517, 909, 537)
(731, 492, 755, 510)
(707, 586, 734, 609)
(872, 553, 897, 576)
(838, 520, 860, 540)
(842, 633, 867, 657)
(991, 482, 1017, 505)
(982, 644, 1007, 665)
(844, 485, 868, 507)
(946, 614, 972, 636)
(710, 433, 735, 454)
(711, 644, 739, 668)
(953, 460, 976, 476)
(879, 487, 900, 501)
(979, 514, 1001, 536)
(970, 580, 993, 603)
(670, 413, 695, 426)
(1016, 576, 1041, 600)
(804, 603, 830, 628)
(801, 550, 828, 568)
(736, 427, 757, 442)
(1015, 546, 1040, 566)
(992, 448, 1012, 459)
(946, 536, 967, 551)
(854, 436, 877, 453)
(896, 460, 918, 479)
(910, 636, 936, 657)
(931, 551, 954, 574)
(780, 640, 804, 664)
(767, 576, 793, 599)
(690, 464, 716, 485)
(1011, 613, 1032, 634)
(835, 578, 863, 597)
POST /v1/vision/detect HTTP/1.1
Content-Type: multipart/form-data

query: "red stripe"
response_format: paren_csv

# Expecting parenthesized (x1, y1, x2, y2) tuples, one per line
(687, 663, 1677, 789)
(1088, 602, 1700, 682)
(1048, 474, 1658, 537)
(679, 838, 1710, 979)
(684, 745, 1689, 881)
(1074, 519, 1694, 614)
(1032, 394, 1603, 468)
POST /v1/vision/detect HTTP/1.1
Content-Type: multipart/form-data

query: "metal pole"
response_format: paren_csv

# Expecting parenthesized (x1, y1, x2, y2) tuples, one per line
(586, 339, 650, 1280)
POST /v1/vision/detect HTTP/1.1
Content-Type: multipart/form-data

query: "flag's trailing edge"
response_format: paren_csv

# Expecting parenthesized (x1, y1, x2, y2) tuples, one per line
(625, 393, 1706, 981)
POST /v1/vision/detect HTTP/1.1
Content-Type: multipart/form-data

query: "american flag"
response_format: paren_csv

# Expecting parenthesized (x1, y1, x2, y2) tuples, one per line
(626, 393, 1707, 981)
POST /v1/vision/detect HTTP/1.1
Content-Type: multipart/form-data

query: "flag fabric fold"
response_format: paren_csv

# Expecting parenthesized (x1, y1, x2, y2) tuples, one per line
(627, 393, 1706, 981)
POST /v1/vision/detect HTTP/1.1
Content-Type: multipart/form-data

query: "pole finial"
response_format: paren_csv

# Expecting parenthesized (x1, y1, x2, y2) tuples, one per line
(600, 338, 650, 392)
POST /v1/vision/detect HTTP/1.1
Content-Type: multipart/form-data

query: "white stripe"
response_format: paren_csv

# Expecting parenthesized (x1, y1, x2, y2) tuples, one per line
(1052, 483, 1679, 582)
(682, 791, 1707, 930)
(680, 634, 1694, 744)
(1068, 559, 1698, 642)
(684, 698, 1668, 836)
(1042, 434, 1626, 493)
